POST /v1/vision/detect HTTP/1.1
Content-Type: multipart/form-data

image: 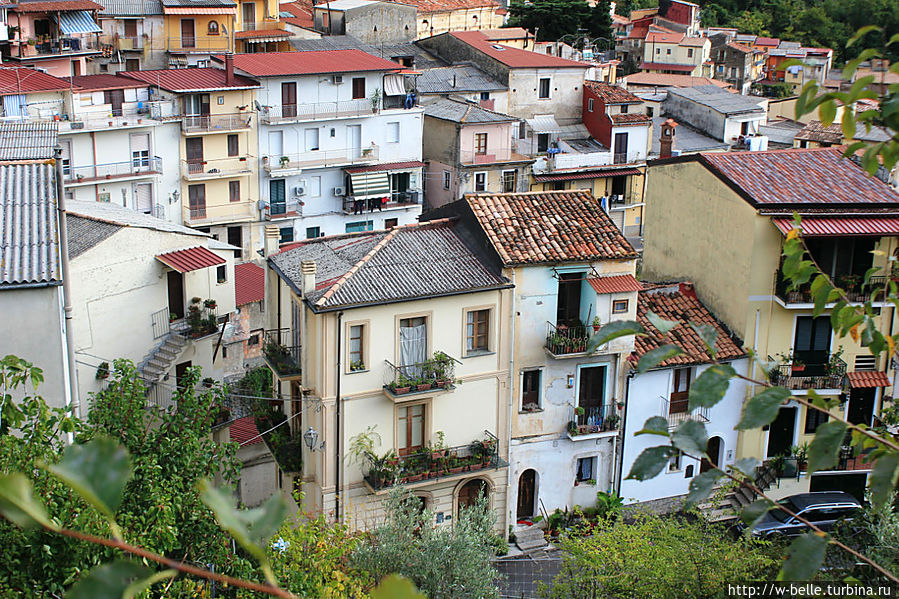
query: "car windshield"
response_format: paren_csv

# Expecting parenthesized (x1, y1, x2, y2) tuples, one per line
(770, 499, 799, 523)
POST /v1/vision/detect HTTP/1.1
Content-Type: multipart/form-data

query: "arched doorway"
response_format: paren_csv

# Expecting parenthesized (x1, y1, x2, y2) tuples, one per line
(516, 469, 537, 520)
(701, 436, 723, 473)
(457, 478, 489, 513)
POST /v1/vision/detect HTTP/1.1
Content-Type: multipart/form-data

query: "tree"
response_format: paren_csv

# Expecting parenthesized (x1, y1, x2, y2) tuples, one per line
(588, 0, 614, 48)
(506, 0, 591, 43)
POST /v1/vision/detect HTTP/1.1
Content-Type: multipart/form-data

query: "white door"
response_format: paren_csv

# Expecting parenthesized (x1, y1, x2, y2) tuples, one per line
(346, 124, 361, 159)
(130, 133, 150, 169)
(269, 130, 283, 158)
(304, 128, 320, 152)
(134, 183, 153, 214)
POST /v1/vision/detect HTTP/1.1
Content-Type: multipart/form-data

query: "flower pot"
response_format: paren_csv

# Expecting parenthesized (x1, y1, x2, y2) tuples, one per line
(417, 383, 432, 392)
(592, 325, 600, 333)
(450, 466, 465, 474)
(393, 386, 411, 395)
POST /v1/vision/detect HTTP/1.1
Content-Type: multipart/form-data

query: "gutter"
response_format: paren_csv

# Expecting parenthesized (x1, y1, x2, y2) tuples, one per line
(54, 148, 80, 421)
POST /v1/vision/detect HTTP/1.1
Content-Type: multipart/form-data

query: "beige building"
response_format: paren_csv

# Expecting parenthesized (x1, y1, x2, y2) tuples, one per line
(642, 147, 899, 461)
(262, 220, 512, 531)
(408, 0, 504, 39)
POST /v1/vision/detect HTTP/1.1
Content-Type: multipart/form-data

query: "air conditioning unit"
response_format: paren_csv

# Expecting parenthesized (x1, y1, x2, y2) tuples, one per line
(293, 185, 305, 196)
(333, 186, 346, 196)
(332, 75, 343, 85)
(257, 199, 267, 210)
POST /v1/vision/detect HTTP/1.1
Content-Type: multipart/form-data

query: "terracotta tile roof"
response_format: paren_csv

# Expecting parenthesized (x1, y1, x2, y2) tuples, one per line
(754, 37, 780, 46)
(0, 67, 74, 94)
(235, 262, 264, 306)
(156, 246, 225, 273)
(229, 416, 264, 446)
(463, 190, 637, 265)
(235, 28, 292, 39)
(449, 31, 586, 69)
(403, 0, 499, 13)
(585, 80, 643, 104)
(847, 371, 890, 388)
(726, 42, 752, 53)
(589, 274, 643, 294)
(681, 36, 708, 47)
(119, 68, 258, 91)
(13, 0, 103, 11)
(794, 120, 843, 145)
(533, 167, 642, 182)
(68, 74, 145, 91)
(638, 61, 696, 72)
(612, 112, 652, 125)
(697, 147, 899, 206)
(279, 0, 313, 28)
(482, 27, 529, 40)
(345, 160, 425, 173)
(645, 31, 683, 44)
(225, 50, 401, 76)
(631, 282, 745, 368)
(771, 216, 899, 237)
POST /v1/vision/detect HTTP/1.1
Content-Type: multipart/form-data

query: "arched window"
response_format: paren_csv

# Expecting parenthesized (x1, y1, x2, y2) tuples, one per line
(457, 478, 489, 513)
(208, 20, 219, 35)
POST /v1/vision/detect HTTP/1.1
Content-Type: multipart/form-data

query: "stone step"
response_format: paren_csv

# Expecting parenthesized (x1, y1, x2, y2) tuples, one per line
(514, 526, 548, 552)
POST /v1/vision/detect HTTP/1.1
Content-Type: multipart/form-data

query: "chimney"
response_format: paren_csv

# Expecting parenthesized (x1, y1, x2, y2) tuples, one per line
(225, 52, 235, 86)
(659, 118, 677, 159)
(301, 261, 317, 298)
(263, 224, 280, 258)
(678, 281, 697, 299)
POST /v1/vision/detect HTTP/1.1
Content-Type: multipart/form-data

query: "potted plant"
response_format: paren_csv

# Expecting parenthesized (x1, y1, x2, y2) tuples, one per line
(389, 374, 413, 395)
(416, 378, 433, 392)
(95, 361, 110, 380)
(369, 88, 381, 113)
(169, 312, 178, 322)
(591, 315, 602, 333)
(279, 155, 290, 167)
(204, 298, 217, 310)
(350, 360, 365, 372)
(604, 413, 620, 431)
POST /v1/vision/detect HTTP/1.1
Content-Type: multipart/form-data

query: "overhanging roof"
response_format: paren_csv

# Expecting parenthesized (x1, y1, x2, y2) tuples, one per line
(156, 246, 224, 272)
(349, 171, 389, 199)
(847, 371, 890, 388)
(772, 217, 899, 237)
(588, 274, 643, 294)
(534, 168, 641, 182)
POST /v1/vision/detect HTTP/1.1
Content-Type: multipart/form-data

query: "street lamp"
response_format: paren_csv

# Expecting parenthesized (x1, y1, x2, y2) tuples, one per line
(303, 426, 320, 452)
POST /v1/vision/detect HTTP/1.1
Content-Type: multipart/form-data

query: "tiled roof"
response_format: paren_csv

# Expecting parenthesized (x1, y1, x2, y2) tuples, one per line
(0, 67, 74, 95)
(161, 0, 235, 6)
(639, 62, 696, 72)
(67, 214, 121, 258)
(226, 50, 401, 76)
(645, 31, 683, 44)
(585, 80, 642, 104)
(681, 36, 707, 47)
(611, 112, 652, 125)
(726, 42, 752, 53)
(345, 161, 425, 173)
(66, 199, 207, 237)
(588, 274, 643, 294)
(402, 0, 499, 13)
(794, 120, 843, 144)
(417, 64, 505, 94)
(424, 97, 516, 123)
(68, 74, 146, 91)
(696, 147, 899, 206)
(482, 28, 529, 40)
(623, 72, 730, 88)
(846, 371, 890, 388)
(449, 31, 587, 69)
(13, 0, 103, 11)
(156, 246, 225, 273)
(270, 219, 509, 311)
(119, 68, 258, 92)
(0, 163, 60, 289)
(279, 0, 313, 28)
(235, 29, 292, 39)
(754, 37, 780, 46)
(0, 122, 58, 161)
(533, 167, 642, 182)
(229, 416, 263, 445)
(100, 0, 162, 14)
(631, 282, 745, 368)
(463, 190, 637, 266)
(235, 262, 264, 306)
(771, 216, 899, 237)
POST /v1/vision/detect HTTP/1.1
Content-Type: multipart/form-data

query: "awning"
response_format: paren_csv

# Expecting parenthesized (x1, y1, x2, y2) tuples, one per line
(847, 371, 891, 388)
(54, 11, 102, 35)
(534, 168, 642, 182)
(163, 6, 236, 13)
(346, 161, 425, 174)
(349, 171, 390, 199)
(772, 217, 899, 237)
(383, 73, 406, 96)
(588, 274, 643, 294)
(156, 246, 225, 273)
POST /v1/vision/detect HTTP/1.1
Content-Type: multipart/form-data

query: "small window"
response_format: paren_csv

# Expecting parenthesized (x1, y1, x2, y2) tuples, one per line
(656, 48, 660, 54)
(306, 226, 321, 239)
(227, 134, 238, 157)
(385, 218, 398, 229)
(480, 91, 490, 100)
(346, 221, 373, 233)
(666, 48, 671, 55)
(279, 227, 294, 243)
(538, 77, 551, 99)
(687, 48, 694, 58)
(502, 170, 517, 193)
(348, 324, 366, 371)
(248, 333, 260, 346)
(588, 98, 594, 112)
(208, 20, 219, 35)
(352, 77, 366, 100)
(612, 299, 628, 313)
(647, 106, 654, 117)
(575, 457, 595, 482)
(620, 104, 629, 114)
(229, 180, 240, 203)
(216, 265, 227, 283)
(475, 133, 487, 155)
(443, 170, 450, 190)
(387, 121, 400, 143)
(466, 308, 489, 353)
(805, 406, 829, 434)
(521, 369, 541, 411)
(474, 172, 486, 192)
(537, 132, 549, 153)
(668, 450, 683, 472)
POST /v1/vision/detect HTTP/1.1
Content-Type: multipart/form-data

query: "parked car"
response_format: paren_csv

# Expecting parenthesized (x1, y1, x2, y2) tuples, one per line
(745, 491, 861, 538)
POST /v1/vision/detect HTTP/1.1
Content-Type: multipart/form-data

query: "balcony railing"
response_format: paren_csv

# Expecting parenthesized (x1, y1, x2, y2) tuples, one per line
(383, 352, 460, 397)
(166, 37, 232, 52)
(775, 268, 887, 304)
(263, 329, 301, 378)
(101, 35, 144, 50)
(660, 396, 709, 428)
(17, 36, 100, 56)
(151, 306, 170, 339)
(343, 190, 421, 214)
(770, 356, 847, 391)
(545, 322, 589, 356)
(64, 157, 162, 184)
(182, 113, 252, 133)
(460, 148, 530, 165)
(182, 201, 257, 225)
(567, 403, 621, 436)
(262, 200, 303, 220)
(181, 156, 253, 180)
(263, 145, 379, 171)
(362, 431, 503, 490)
(61, 112, 155, 132)
(259, 100, 372, 123)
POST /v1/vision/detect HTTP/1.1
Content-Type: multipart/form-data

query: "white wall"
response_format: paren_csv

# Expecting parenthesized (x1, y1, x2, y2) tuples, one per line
(507, 68, 588, 121)
(611, 124, 651, 163)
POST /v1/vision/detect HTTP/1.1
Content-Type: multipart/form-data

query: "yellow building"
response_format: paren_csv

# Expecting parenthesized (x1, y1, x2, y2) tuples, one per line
(642, 147, 899, 461)
(122, 61, 262, 257)
(262, 220, 512, 530)
(409, 0, 505, 40)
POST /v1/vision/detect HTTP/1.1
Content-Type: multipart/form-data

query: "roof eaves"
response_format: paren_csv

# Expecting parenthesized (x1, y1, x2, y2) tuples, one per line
(313, 226, 401, 308)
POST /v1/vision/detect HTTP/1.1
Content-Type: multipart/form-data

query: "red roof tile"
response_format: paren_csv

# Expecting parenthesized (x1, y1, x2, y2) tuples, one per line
(403, 0, 499, 13)
(533, 167, 642, 182)
(464, 190, 637, 265)
(69, 74, 145, 91)
(612, 113, 652, 125)
(0, 67, 74, 94)
(754, 37, 780, 46)
(697, 147, 899, 206)
(585, 80, 643, 104)
(772, 217, 899, 237)
(794, 120, 843, 144)
(225, 50, 401, 76)
(229, 416, 264, 445)
(235, 28, 292, 39)
(623, 72, 730, 88)
(631, 282, 745, 367)
(279, 0, 313, 28)
(163, 6, 235, 13)
(681, 36, 708, 47)
(156, 246, 225, 272)
(235, 262, 264, 306)
(589, 274, 643, 294)
(119, 68, 258, 92)
(847, 371, 890, 388)
(345, 161, 425, 174)
(639, 62, 696, 72)
(645, 31, 683, 44)
(450, 31, 587, 69)
(13, 0, 102, 11)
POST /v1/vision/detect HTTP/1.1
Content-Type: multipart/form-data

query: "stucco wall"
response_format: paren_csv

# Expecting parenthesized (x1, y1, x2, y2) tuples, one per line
(345, 3, 416, 44)
(507, 69, 587, 121)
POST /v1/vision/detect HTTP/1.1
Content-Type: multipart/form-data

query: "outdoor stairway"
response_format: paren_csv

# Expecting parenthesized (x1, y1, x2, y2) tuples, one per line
(514, 525, 549, 553)
(139, 332, 188, 384)
(696, 462, 778, 522)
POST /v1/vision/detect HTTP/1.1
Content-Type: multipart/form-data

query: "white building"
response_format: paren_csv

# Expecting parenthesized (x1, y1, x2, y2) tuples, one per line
(223, 50, 424, 241)
(619, 282, 749, 509)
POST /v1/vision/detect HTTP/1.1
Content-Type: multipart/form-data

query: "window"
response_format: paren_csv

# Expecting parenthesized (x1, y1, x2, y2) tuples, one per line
(804, 406, 829, 434)
(387, 121, 400, 143)
(620, 104, 629, 114)
(474, 172, 487, 192)
(521, 369, 541, 411)
(502, 170, 517, 193)
(309, 176, 321, 197)
(346, 221, 374, 233)
(352, 77, 366, 99)
(538, 77, 551, 99)
(304, 128, 319, 151)
(397, 403, 425, 455)
(666, 48, 671, 55)
(124, 19, 137, 37)
(227, 134, 239, 157)
(670, 368, 691, 414)
(575, 457, 595, 482)
(668, 450, 683, 471)
(740, 121, 749, 135)
(475, 133, 488, 155)
(279, 227, 294, 243)
(537, 132, 549, 153)
(227, 225, 242, 258)
(216, 265, 227, 283)
(480, 91, 490, 100)
(466, 309, 489, 353)
(229, 180, 240, 203)
(588, 98, 594, 112)
(385, 218, 398, 229)
(269, 179, 286, 215)
(348, 324, 366, 371)
(306, 226, 320, 239)
(687, 48, 694, 58)
(612, 299, 628, 313)
(442, 170, 450, 189)
(656, 48, 660, 54)
(188, 184, 206, 218)
(59, 140, 72, 176)
(647, 106, 654, 117)
(248, 333, 260, 346)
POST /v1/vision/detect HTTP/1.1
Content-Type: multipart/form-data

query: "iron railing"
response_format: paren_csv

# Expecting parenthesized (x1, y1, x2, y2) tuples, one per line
(23, 36, 100, 56)
(459, 148, 528, 165)
(64, 157, 162, 184)
(263, 328, 301, 377)
(659, 396, 709, 427)
(259, 100, 372, 123)
(775, 261, 887, 304)
(181, 156, 253, 180)
(545, 322, 589, 356)
(343, 191, 420, 214)
(262, 200, 303, 219)
(151, 307, 170, 339)
(263, 145, 379, 171)
(568, 403, 621, 435)
(770, 356, 847, 390)
(181, 113, 252, 133)
(165, 37, 231, 52)
(383, 352, 460, 396)
(362, 431, 503, 490)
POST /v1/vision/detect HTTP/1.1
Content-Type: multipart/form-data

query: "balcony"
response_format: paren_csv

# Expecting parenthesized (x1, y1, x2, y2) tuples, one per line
(263, 329, 301, 379)
(182, 201, 257, 226)
(262, 199, 303, 220)
(259, 100, 372, 124)
(13, 35, 100, 57)
(100, 34, 144, 51)
(566, 403, 621, 440)
(660, 396, 709, 428)
(64, 157, 162, 185)
(459, 148, 531, 166)
(362, 431, 504, 491)
(166, 37, 231, 53)
(545, 322, 590, 358)
(60, 112, 156, 132)
(263, 145, 379, 172)
(770, 356, 847, 392)
(342, 190, 421, 214)
(774, 268, 887, 305)
(182, 156, 254, 181)
(181, 113, 252, 134)
(382, 351, 460, 401)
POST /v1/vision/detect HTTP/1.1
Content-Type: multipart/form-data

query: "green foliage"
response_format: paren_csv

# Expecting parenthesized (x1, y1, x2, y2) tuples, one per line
(832, 493, 899, 581)
(594, 491, 624, 519)
(505, 0, 590, 43)
(778, 533, 828, 581)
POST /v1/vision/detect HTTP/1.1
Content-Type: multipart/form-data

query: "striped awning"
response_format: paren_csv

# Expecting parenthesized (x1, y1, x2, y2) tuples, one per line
(54, 11, 102, 34)
(163, 6, 236, 13)
(349, 171, 389, 199)
(772, 217, 899, 237)
(156, 246, 225, 273)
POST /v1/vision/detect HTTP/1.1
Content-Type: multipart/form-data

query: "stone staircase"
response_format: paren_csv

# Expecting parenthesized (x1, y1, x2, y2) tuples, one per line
(697, 462, 778, 522)
(514, 525, 549, 553)
(139, 331, 188, 384)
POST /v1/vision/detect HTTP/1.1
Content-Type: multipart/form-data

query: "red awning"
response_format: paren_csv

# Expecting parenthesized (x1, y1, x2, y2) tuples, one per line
(534, 168, 641, 182)
(772, 217, 899, 237)
(847, 371, 891, 388)
(156, 246, 225, 273)
(588, 274, 643, 294)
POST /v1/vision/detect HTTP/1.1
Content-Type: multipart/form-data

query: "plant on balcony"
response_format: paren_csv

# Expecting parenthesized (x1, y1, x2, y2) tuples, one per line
(203, 299, 217, 309)
(369, 88, 381, 113)
(350, 359, 365, 372)
(187, 299, 218, 338)
(591, 316, 602, 333)
(387, 374, 415, 394)
(95, 361, 110, 380)
(264, 340, 300, 375)
(604, 413, 620, 431)
(824, 347, 845, 377)
(279, 155, 290, 167)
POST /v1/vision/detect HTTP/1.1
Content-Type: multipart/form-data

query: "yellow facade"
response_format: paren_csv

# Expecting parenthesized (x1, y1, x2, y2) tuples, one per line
(164, 13, 237, 53)
(416, 6, 504, 39)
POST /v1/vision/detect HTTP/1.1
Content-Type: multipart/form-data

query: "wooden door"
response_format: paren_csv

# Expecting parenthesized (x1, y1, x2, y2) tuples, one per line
(614, 132, 628, 163)
(188, 184, 206, 219)
(181, 19, 195, 47)
(281, 82, 297, 118)
(516, 469, 536, 519)
(767, 407, 796, 457)
(185, 137, 204, 174)
(167, 270, 185, 319)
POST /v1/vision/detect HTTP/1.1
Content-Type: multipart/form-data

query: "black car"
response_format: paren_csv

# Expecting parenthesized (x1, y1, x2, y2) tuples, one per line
(746, 491, 861, 538)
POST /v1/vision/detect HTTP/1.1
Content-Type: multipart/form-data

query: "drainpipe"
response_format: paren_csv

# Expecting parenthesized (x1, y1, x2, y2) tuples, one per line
(335, 310, 343, 522)
(55, 148, 80, 420)
(615, 370, 634, 496)
(505, 270, 516, 534)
